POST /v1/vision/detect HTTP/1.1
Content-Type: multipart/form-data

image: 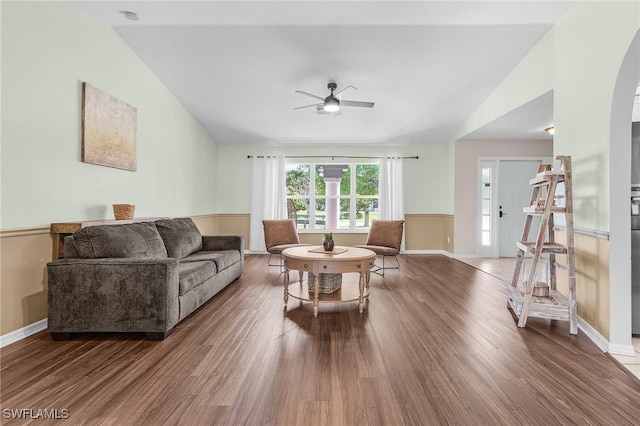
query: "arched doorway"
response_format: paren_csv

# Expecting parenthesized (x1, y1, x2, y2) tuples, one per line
(609, 30, 640, 354)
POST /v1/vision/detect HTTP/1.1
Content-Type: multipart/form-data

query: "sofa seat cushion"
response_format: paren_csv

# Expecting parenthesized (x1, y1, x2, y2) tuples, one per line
(178, 261, 217, 296)
(72, 222, 168, 259)
(181, 250, 241, 272)
(155, 217, 203, 259)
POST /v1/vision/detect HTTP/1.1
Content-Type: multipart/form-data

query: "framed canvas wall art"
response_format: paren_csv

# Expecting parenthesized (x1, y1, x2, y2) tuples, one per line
(82, 82, 137, 171)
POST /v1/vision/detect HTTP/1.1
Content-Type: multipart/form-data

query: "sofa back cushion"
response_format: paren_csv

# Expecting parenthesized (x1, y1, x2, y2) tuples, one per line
(63, 236, 80, 258)
(154, 218, 203, 259)
(72, 222, 168, 259)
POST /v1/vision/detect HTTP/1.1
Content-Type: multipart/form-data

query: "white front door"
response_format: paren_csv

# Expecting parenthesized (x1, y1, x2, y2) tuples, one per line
(498, 160, 545, 257)
(477, 158, 551, 258)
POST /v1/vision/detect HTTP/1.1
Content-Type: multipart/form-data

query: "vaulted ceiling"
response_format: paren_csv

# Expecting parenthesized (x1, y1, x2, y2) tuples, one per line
(73, 1, 572, 145)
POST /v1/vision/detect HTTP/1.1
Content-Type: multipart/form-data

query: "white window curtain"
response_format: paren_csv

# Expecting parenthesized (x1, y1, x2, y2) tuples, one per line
(249, 155, 287, 251)
(378, 156, 404, 220)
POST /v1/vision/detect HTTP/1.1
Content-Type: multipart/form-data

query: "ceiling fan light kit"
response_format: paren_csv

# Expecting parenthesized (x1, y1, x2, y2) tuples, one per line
(324, 97, 340, 112)
(295, 82, 374, 115)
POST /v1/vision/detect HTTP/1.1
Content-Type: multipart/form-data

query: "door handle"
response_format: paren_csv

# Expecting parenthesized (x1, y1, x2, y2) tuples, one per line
(499, 206, 506, 218)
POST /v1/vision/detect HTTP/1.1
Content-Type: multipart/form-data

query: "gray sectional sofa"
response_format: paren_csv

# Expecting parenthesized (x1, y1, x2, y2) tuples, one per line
(47, 218, 243, 340)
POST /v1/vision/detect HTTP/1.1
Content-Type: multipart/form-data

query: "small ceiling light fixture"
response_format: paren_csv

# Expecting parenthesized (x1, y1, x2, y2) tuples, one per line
(324, 97, 340, 112)
(545, 126, 555, 135)
(119, 10, 139, 21)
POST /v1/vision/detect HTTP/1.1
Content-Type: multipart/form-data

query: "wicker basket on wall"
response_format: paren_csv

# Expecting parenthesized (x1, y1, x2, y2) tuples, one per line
(113, 204, 135, 220)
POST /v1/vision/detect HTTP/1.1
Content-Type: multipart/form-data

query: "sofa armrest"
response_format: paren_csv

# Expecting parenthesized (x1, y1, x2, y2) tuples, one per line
(47, 258, 180, 334)
(202, 235, 244, 256)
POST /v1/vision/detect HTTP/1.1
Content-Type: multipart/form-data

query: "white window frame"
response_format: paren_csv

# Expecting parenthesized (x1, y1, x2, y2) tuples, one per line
(478, 160, 499, 258)
(286, 160, 379, 233)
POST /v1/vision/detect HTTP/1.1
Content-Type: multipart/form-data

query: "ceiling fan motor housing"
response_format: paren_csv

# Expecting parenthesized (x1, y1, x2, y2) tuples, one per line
(323, 82, 340, 111)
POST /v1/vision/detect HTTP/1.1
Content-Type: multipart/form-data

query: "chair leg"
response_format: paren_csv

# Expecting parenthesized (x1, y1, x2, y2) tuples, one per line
(267, 253, 286, 273)
(371, 255, 384, 276)
(387, 254, 400, 270)
(371, 254, 400, 277)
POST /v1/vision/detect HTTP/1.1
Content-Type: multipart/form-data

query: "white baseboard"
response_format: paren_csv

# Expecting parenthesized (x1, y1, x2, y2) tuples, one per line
(452, 254, 480, 259)
(577, 316, 636, 356)
(401, 250, 448, 255)
(608, 342, 637, 357)
(577, 316, 609, 353)
(0, 319, 48, 348)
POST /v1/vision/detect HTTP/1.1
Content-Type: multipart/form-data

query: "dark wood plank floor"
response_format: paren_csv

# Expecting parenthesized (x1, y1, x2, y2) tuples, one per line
(2, 254, 639, 425)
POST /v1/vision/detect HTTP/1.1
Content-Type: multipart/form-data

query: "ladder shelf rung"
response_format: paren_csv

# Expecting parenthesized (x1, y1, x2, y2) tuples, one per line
(507, 287, 571, 321)
(516, 241, 568, 254)
(529, 172, 565, 185)
(522, 206, 567, 215)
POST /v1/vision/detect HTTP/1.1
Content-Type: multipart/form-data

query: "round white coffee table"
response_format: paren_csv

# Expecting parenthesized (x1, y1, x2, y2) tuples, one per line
(282, 245, 376, 317)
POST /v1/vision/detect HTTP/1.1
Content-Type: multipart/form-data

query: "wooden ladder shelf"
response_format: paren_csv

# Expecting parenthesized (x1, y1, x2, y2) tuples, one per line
(507, 155, 577, 334)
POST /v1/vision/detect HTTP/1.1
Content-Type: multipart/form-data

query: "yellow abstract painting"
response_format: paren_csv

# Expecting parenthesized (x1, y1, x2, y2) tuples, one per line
(82, 82, 137, 171)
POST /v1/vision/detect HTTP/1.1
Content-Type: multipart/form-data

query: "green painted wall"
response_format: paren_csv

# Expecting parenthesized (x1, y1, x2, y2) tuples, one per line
(215, 144, 450, 215)
(1, 1, 218, 228)
(455, 0, 640, 233)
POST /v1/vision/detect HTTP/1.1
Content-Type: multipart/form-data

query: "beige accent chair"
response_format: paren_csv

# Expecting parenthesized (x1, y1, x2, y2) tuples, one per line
(262, 219, 311, 271)
(355, 219, 404, 276)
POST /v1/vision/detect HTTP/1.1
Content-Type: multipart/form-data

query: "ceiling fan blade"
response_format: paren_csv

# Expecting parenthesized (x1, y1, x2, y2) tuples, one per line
(294, 102, 323, 110)
(295, 90, 324, 101)
(341, 100, 375, 108)
(334, 85, 357, 97)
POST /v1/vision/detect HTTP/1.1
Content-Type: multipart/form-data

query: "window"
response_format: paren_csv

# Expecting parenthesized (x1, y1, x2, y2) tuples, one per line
(286, 162, 379, 231)
(481, 166, 492, 246)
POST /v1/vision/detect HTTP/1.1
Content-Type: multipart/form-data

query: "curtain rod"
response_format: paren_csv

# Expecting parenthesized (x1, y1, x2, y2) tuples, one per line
(247, 155, 419, 159)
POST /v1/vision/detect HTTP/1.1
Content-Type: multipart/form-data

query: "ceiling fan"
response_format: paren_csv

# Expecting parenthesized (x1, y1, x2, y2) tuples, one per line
(294, 82, 375, 115)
